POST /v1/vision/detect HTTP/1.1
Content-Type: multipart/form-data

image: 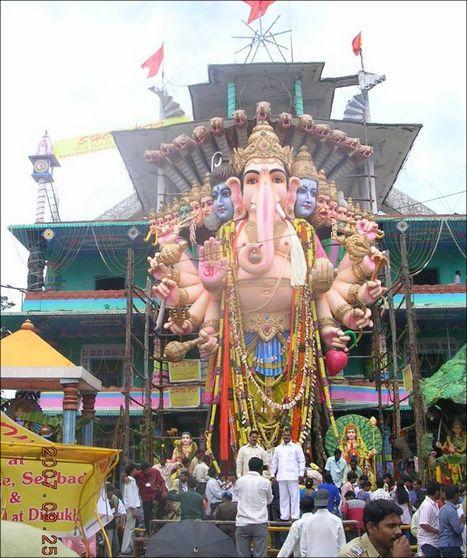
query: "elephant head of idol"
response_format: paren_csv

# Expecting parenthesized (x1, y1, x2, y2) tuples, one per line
(228, 122, 299, 275)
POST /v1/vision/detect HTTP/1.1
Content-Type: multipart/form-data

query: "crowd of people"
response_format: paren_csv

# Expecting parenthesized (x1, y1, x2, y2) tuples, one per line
(96, 429, 466, 557)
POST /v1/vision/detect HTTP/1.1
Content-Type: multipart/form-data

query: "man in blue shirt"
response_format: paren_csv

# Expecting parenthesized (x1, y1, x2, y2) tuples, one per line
(318, 471, 341, 514)
(439, 485, 465, 558)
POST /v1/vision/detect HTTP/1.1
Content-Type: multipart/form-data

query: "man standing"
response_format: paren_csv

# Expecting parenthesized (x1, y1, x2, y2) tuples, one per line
(277, 496, 315, 557)
(121, 464, 142, 555)
(213, 492, 238, 538)
(418, 481, 442, 557)
(167, 477, 206, 521)
(325, 449, 347, 489)
(236, 430, 270, 477)
(300, 489, 346, 557)
(438, 485, 465, 558)
(192, 454, 210, 494)
(339, 499, 412, 557)
(235, 457, 273, 558)
(134, 461, 167, 535)
(270, 428, 305, 521)
(318, 472, 341, 514)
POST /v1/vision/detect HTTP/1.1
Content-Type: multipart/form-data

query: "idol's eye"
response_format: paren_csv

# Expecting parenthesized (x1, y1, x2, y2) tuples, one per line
(272, 174, 285, 183)
(245, 175, 258, 185)
(212, 191, 219, 200)
(297, 187, 306, 195)
(221, 188, 231, 197)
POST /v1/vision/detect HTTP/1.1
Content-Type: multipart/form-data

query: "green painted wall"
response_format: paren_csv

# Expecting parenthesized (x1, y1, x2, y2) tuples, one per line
(48, 253, 149, 291)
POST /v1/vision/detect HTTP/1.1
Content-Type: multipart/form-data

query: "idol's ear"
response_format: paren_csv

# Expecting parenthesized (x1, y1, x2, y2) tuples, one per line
(285, 176, 301, 219)
(226, 177, 246, 221)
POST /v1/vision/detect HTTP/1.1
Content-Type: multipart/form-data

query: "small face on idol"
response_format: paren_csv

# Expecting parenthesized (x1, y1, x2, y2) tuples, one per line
(294, 178, 318, 219)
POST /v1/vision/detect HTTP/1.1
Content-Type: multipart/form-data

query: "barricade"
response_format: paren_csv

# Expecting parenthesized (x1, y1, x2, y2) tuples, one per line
(131, 519, 362, 557)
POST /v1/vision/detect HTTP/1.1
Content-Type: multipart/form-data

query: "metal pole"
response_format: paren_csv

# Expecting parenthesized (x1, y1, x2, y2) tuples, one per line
(400, 231, 426, 482)
(384, 254, 401, 438)
(123, 248, 134, 466)
(371, 307, 386, 443)
(361, 88, 378, 214)
(143, 277, 153, 463)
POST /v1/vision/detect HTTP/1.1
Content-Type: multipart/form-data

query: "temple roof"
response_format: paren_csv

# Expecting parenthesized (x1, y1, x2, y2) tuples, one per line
(0, 320, 102, 391)
(1, 321, 75, 368)
(188, 63, 359, 121)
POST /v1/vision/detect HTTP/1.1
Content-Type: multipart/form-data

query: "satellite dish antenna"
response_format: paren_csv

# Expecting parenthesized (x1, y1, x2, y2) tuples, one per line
(397, 220, 409, 233)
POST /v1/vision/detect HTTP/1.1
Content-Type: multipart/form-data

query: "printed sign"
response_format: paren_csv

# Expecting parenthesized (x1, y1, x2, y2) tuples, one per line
(168, 359, 201, 383)
(168, 386, 200, 408)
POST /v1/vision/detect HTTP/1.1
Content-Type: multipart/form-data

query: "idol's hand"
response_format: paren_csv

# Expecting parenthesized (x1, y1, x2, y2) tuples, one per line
(344, 307, 373, 330)
(359, 280, 387, 304)
(198, 326, 219, 357)
(152, 278, 178, 303)
(321, 326, 351, 351)
(164, 316, 194, 336)
(311, 258, 335, 294)
(199, 238, 229, 292)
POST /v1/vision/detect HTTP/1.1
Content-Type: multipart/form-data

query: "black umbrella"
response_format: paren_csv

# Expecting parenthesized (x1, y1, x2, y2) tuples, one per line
(145, 520, 238, 557)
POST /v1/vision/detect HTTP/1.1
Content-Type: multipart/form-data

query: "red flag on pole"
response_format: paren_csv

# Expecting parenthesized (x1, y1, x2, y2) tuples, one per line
(352, 32, 362, 56)
(243, 0, 275, 24)
(141, 43, 164, 78)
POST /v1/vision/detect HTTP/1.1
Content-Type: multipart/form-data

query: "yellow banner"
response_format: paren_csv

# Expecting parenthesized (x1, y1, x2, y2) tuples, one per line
(169, 386, 200, 408)
(168, 359, 201, 383)
(0, 413, 119, 538)
(53, 116, 189, 158)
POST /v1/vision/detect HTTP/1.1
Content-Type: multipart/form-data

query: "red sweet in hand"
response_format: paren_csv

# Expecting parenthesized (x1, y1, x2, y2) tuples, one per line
(325, 349, 349, 376)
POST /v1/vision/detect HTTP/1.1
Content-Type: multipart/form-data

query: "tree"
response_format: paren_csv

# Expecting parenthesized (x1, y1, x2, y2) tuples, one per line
(1, 296, 15, 311)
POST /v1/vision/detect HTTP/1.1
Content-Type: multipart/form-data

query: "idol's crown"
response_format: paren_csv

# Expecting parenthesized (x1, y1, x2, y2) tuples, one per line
(291, 146, 319, 180)
(230, 122, 293, 174)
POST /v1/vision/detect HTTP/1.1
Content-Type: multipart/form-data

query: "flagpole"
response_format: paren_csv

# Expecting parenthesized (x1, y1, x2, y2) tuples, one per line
(359, 37, 377, 213)
(161, 42, 165, 91)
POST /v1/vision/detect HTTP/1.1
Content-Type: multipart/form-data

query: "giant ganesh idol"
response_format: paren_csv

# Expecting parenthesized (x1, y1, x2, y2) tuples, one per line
(148, 119, 386, 466)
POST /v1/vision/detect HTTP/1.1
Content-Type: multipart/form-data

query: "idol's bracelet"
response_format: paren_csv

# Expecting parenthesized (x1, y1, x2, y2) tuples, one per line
(317, 317, 338, 330)
(201, 319, 220, 332)
(334, 303, 353, 324)
(176, 287, 189, 308)
(187, 312, 203, 329)
(351, 261, 369, 283)
(347, 283, 362, 305)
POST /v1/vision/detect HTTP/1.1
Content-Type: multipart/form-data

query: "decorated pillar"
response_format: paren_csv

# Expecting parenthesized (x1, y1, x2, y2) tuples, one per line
(81, 392, 97, 446)
(227, 82, 236, 119)
(294, 79, 304, 116)
(60, 380, 80, 444)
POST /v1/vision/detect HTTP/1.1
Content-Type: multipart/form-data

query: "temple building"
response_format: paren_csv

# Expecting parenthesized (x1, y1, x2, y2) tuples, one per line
(1, 61, 465, 462)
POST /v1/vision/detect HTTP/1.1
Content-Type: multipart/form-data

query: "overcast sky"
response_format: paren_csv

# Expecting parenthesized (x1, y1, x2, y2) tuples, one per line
(1, 0, 465, 308)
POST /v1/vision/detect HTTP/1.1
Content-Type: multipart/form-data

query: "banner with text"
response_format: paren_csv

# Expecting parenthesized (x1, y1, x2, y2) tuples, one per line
(169, 386, 200, 408)
(53, 116, 189, 158)
(0, 414, 119, 537)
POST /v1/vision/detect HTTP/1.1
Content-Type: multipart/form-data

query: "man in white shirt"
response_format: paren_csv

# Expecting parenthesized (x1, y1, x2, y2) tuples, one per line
(236, 430, 270, 477)
(371, 478, 392, 501)
(235, 457, 273, 558)
(325, 449, 347, 488)
(300, 489, 346, 557)
(192, 455, 210, 495)
(270, 428, 306, 521)
(205, 466, 224, 517)
(121, 465, 142, 555)
(418, 481, 441, 558)
(277, 496, 314, 557)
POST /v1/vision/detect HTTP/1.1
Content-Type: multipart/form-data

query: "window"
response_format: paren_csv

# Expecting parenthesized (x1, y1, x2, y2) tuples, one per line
(89, 358, 125, 388)
(412, 268, 439, 285)
(95, 276, 125, 290)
